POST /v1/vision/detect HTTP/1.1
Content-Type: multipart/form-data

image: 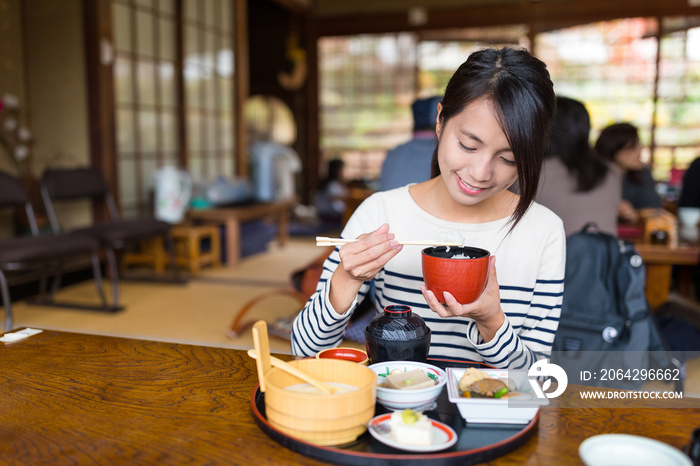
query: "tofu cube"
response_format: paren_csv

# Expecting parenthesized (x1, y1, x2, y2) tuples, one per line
(385, 369, 435, 390)
(390, 410, 433, 445)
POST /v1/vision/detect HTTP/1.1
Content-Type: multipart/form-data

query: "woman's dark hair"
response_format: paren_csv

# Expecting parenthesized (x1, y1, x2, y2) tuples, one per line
(546, 96, 610, 192)
(430, 47, 557, 230)
(594, 122, 643, 185)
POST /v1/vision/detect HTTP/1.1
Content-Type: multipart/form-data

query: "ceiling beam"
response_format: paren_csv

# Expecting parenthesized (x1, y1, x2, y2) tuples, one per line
(267, 0, 311, 15)
(315, 0, 700, 36)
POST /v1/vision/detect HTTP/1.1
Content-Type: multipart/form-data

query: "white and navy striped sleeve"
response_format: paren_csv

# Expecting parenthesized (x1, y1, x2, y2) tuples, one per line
(291, 247, 373, 356)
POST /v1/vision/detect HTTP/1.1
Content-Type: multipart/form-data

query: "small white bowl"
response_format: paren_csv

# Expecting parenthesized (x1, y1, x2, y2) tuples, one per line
(678, 207, 700, 227)
(368, 361, 446, 411)
(680, 225, 699, 243)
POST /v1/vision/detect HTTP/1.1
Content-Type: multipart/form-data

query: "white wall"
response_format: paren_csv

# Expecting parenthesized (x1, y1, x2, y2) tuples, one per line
(24, 0, 91, 230)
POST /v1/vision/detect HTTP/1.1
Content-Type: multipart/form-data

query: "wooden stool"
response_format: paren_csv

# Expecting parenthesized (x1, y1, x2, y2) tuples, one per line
(165, 224, 222, 275)
(123, 224, 222, 275)
(122, 237, 168, 273)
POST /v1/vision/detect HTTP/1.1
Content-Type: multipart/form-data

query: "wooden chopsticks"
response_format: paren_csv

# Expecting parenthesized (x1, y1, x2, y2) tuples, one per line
(315, 236, 463, 247)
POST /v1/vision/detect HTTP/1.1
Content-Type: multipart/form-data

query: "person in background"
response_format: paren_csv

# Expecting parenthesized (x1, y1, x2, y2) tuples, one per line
(379, 96, 441, 191)
(594, 122, 662, 224)
(677, 155, 700, 209)
(315, 158, 349, 228)
(292, 47, 564, 368)
(536, 97, 621, 237)
(676, 155, 700, 301)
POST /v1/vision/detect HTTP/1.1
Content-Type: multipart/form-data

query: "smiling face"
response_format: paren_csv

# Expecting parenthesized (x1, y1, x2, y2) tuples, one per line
(435, 98, 518, 211)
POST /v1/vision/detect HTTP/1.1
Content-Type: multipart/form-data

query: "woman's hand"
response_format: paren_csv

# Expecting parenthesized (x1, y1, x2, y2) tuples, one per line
(420, 255, 505, 342)
(329, 223, 403, 314)
(618, 200, 639, 224)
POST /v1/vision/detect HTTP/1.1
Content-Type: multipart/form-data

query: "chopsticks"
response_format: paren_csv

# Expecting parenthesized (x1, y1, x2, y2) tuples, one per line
(316, 236, 463, 247)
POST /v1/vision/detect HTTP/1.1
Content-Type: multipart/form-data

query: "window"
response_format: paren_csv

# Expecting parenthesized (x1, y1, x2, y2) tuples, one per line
(655, 17, 700, 178)
(183, 0, 235, 182)
(318, 19, 700, 188)
(319, 33, 418, 182)
(112, 0, 235, 218)
(538, 18, 658, 169)
(113, 0, 179, 218)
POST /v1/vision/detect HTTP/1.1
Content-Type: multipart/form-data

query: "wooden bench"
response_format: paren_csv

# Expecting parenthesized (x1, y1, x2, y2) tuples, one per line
(186, 198, 296, 267)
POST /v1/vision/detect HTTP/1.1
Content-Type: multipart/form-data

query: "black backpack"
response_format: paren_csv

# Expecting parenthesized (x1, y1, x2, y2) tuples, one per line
(551, 224, 680, 389)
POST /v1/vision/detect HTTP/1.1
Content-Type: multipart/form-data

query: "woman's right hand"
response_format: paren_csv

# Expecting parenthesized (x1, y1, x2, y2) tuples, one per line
(329, 223, 403, 313)
(618, 200, 639, 224)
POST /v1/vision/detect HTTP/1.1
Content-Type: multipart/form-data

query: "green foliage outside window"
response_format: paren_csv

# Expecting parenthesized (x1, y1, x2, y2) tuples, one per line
(319, 18, 700, 186)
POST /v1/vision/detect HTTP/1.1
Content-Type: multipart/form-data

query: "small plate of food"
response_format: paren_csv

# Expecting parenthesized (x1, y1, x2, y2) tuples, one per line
(368, 361, 447, 410)
(446, 367, 549, 424)
(367, 409, 458, 453)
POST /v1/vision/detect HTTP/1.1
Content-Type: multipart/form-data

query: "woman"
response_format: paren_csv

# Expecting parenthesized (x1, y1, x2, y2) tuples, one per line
(536, 97, 622, 237)
(292, 48, 564, 368)
(594, 122, 662, 224)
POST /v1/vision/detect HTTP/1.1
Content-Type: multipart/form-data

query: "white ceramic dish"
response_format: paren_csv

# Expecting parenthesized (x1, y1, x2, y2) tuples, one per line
(678, 207, 700, 227)
(446, 367, 548, 424)
(367, 413, 458, 453)
(680, 225, 699, 243)
(368, 361, 446, 411)
(579, 434, 692, 466)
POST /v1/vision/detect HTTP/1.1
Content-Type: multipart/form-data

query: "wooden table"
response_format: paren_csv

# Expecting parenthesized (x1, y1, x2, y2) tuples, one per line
(187, 198, 296, 267)
(635, 243, 700, 310)
(2, 329, 698, 465)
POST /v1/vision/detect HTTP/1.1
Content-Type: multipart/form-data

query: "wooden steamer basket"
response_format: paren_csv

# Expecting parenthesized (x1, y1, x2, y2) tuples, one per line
(252, 321, 377, 446)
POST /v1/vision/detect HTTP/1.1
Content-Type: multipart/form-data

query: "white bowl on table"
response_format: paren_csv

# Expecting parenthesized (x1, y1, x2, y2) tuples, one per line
(579, 434, 692, 466)
(680, 225, 699, 243)
(678, 207, 700, 242)
(446, 367, 549, 424)
(368, 361, 446, 411)
(678, 207, 700, 227)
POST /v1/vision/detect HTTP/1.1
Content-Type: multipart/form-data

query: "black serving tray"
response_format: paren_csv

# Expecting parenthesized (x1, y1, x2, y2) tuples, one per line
(250, 359, 538, 465)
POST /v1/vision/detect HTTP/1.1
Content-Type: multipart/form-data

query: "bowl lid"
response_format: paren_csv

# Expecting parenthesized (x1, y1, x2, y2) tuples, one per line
(365, 306, 431, 340)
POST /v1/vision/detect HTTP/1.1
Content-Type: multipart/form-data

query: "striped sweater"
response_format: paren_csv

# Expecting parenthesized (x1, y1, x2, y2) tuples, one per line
(292, 186, 566, 368)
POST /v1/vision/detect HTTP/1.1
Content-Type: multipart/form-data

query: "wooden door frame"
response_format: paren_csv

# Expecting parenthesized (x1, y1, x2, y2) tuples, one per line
(83, 0, 117, 221)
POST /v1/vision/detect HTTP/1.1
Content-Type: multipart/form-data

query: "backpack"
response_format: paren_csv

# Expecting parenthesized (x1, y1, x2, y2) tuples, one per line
(551, 224, 680, 390)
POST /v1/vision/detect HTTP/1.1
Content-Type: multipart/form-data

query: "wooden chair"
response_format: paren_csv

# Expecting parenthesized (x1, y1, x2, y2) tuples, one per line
(0, 172, 110, 331)
(40, 167, 183, 309)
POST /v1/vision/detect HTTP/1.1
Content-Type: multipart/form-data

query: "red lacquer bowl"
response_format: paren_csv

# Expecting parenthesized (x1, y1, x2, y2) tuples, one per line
(316, 347, 369, 365)
(421, 246, 490, 304)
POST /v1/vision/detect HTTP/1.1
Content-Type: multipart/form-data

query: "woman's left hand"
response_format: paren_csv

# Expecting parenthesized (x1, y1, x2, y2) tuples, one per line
(420, 255, 505, 342)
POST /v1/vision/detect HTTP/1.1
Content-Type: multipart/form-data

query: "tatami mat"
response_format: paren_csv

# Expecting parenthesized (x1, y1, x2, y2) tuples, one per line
(10, 237, 324, 354)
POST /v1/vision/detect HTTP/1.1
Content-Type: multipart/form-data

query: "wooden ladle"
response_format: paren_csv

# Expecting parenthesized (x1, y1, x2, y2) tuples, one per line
(250, 321, 334, 395)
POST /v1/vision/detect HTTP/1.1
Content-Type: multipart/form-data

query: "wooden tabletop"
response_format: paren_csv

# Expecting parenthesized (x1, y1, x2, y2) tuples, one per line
(1, 330, 698, 465)
(633, 242, 700, 309)
(187, 198, 297, 223)
(635, 242, 700, 266)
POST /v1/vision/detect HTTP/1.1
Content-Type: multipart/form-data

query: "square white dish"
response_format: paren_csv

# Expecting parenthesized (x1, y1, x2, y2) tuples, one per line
(446, 367, 549, 424)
